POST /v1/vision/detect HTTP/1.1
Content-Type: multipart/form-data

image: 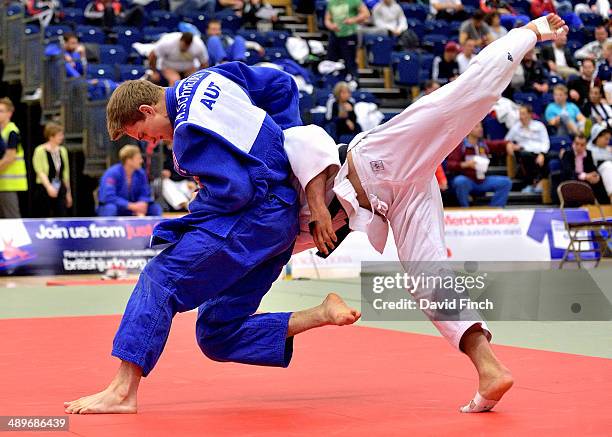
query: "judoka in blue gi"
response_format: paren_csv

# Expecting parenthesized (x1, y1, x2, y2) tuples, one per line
(64, 62, 360, 414)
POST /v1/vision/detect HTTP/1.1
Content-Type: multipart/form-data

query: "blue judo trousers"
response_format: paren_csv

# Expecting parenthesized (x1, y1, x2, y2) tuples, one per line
(112, 62, 303, 376)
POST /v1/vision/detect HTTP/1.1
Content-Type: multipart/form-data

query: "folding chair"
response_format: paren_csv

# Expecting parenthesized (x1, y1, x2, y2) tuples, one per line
(557, 180, 612, 268)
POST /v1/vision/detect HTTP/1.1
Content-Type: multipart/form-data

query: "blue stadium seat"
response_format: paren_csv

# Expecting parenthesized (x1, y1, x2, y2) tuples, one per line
(353, 90, 377, 104)
(244, 49, 263, 65)
(566, 39, 583, 52)
(482, 114, 507, 139)
(221, 14, 241, 33)
(406, 19, 424, 39)
(143, 26, 170, 42)
(568, 28, 586, 44)
(365, 35, 394, 67)
(87, 63, 117, 80)
(579, 13, 602, 27)
(315, 87, 332, 106)
(113, 26, 142, 51)
(548, 75, 565, 87)
(45, 25, 72, 39)
(118, 64, 146, 81)
(265, 47, 289, 60)
(424, 20, 447, 34)
(63, 8, 85, 25)
(24, 23, 40, 35)
(392, 51, 419, 86)
(299, 91, 314, 114)
(513, 91, 545, 115)
(311, 111, 327, 126)
(549, 136, 572, 153)
(381, 111, 399, 123)
(237, 30, 266, 46)
(265, 31, 290, 47)
(151, 10, 180, 29)
(7, 3, 23, 16)
(76, 25, 106, 44)
(422, 34, 448, 56)
(98, 44, 128, 64)
(500, 14, 517, 30)
(182, 12, 209, 33)
(401, 3, 427, 22)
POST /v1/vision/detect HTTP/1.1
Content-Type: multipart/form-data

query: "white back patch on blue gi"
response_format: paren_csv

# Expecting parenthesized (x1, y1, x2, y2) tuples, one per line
(176, 71, 267, 154)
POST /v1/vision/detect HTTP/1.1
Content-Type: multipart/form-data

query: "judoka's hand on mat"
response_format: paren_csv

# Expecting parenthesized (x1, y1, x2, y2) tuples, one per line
(308, 208, 337, 256)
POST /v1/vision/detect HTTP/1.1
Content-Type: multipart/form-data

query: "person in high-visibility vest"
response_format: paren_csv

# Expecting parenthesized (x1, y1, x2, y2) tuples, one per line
(0, 97, 27, 218)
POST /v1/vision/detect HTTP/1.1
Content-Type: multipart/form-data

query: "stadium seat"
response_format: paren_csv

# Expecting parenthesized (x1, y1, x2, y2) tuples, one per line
(221, 14, 241, 34)
(182, 12, 209, 33)
(63, 8, 85, 25)
(76, 25, 106, 44)
(98, 44, 128, 64)
(265, 31, 291, 48)
(549, 136, 573, 153)
(400, 3, 427, 22)
(118, 64, 146, 81)
(44, 25, 72, 39)
(365, 35, 394, 67)
(566, 39, 583, 52)
(548, 75, 565, 87)
(143, 26, 170, 42)
(353, 90, 377, 104)
(424, 20, 447, 34)
(265, 47, 290, 60)
(113, 26, 143, 51)
(579, 13, 602, 27)
(422, 34, 448, 56)
(6, 3, 23, 15)
(151, 10, 180, 29)
(244, 49, 263, 65)
(299, 91, 314, 115)
(24, 23, 40, 35)
(392, 51, 419, 86)
(86, 63, 117, 81)
(406, 19, 424, 39)
(237, 30, 267, 46)
(315, 87, 332, 106)
(482, 114, 507, 139)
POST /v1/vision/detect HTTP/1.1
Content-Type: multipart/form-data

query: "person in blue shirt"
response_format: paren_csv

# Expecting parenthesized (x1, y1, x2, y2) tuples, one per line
(544, 84, 586, 136)
(96, 144, 163, 217)
(65, 62, 360, 414)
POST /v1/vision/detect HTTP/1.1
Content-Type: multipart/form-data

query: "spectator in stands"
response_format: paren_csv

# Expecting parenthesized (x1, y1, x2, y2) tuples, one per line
(324, 0, 370, 83)
(540, 33, 580, 79)
(97, 145, 163, 217)
(205, 19, 251, 66)
(506, 105, 551, 193)
(62, 32, 87, 78)
(84, 0, 145, 29)
(485, 11, 507, 41)
(530, 0, 556, 17)
(159, 143, 197, 211)
(545, 84, 586, 136)
(435, 165, 448, 192)
(574, 0, 610, 20)
(0, 98, 27, 218)
(587, 123, 612, 200)
(560, 133, 610, 203)
(459, 10, 493, 47)
(432, 41, 460, 83)
(325, 82, 361, 142)
(429, 0, 468, 22)
(371, 0, 407, 38)
(568, 59, 596, 112)
(479, 0, 512, 15)
(574, 25, 611, 62)
(25, 0, 60, 27)
(32, 122, 72, 217)
(520, 49, 549, 94)
(447, 122, 512, 207)
(586, 85, 612, 127)
(149, 32, 209, 86)
(241, 0, 277, 30)
(457, 39, 476, 74)
(218, 0, 246, 15)
(596, 40, 612, 81)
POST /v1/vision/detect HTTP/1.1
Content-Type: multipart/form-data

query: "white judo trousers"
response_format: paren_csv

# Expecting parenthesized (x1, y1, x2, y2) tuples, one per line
(334, 28, 537, 349)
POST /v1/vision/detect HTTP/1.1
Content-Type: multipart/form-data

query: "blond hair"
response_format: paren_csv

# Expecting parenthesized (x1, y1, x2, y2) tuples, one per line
(0, 97, 15, 113)
(119, 144, 142, 165)
(106, 80, 164, 140)
(553, 84, 568, 95)
(333, 81, 350, 100)
(44, 122, 64, 140)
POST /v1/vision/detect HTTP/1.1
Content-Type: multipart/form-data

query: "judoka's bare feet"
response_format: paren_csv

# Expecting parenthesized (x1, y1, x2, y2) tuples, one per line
(523, 13, 568, 42)
(287, 293, 360, 337)
(64, 361, 141, 414)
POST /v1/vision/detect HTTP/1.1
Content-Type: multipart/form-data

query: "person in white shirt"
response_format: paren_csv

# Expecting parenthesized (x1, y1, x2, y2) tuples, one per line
(574, 25, 611, 62)
(587, 123, 612, 199)
(148, 32, 209, 86)
(505, 105, 551, 192)
(430, 0, 468, 21)
(457, 38, 476, 73)
(371, 0, 407, 37)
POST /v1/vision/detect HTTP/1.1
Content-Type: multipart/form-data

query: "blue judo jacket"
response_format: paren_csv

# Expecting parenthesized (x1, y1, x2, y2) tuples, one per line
(152, 62, 302, 245)
(98, 163, 154, 208)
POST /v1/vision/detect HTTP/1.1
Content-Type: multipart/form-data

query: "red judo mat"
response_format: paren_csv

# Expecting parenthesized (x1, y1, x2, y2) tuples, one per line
(1, 314, 611, 436)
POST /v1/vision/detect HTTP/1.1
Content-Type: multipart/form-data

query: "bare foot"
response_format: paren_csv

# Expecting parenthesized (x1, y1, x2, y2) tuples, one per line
(477, 364, 514, 402)
(524, 13, 568, 41)
(64, 360, 141, 414)
(64, 387, 137, 414)
(321, 293, 361, 326)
